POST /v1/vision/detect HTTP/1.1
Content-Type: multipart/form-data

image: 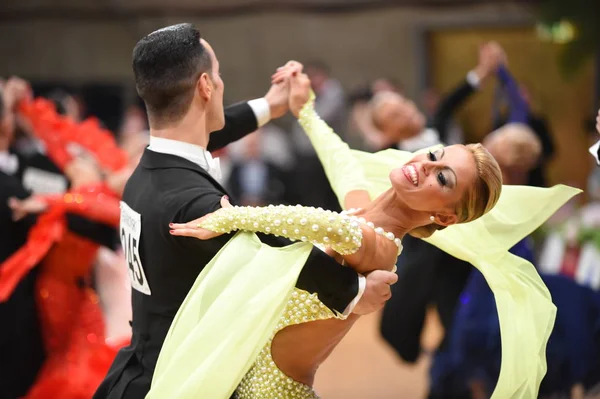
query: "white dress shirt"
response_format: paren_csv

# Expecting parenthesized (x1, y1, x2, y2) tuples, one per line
(146, 98, 365, 317)
(590, 141, 600, 165)
(0, 150, 19, 175)
(148, 136, 222, 180)
(398, 128, 441, 153)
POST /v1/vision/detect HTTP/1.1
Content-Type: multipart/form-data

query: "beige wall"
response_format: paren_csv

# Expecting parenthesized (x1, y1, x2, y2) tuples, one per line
(0, 3, 534, 103)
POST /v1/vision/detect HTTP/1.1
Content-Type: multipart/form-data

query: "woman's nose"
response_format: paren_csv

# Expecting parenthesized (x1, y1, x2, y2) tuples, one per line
(421, 161, 434, 176)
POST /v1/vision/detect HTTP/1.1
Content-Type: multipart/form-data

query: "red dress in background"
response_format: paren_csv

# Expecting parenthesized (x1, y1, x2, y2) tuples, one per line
(25, 186, 126, 399)
(0, 100, 130, 398)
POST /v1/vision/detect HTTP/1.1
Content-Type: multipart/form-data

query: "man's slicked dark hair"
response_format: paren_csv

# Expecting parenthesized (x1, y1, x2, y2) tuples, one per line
(132, 23, 212, 128)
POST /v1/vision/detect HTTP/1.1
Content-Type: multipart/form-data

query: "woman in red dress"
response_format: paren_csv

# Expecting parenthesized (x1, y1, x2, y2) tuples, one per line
(0, 98, 134, 398)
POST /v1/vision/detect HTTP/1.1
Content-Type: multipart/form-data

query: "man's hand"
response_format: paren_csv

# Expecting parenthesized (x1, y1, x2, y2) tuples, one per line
(473, 41, 506, 83)
(596, 108, 600, 135)
(264, 61, 305, 119)
(264, 80, 290, 120)
(352, 270, 398, 315)
(8, 196, 48, 221)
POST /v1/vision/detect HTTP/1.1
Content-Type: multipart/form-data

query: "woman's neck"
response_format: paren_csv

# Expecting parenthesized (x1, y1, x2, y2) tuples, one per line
(355, 189, 419, 239)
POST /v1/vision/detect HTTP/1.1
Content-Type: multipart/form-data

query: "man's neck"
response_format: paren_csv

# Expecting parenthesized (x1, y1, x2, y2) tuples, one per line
(150, 113, 209, 148)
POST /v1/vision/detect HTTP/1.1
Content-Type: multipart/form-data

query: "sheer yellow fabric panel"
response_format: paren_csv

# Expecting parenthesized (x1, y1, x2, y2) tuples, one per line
(147, 232, 313, 399)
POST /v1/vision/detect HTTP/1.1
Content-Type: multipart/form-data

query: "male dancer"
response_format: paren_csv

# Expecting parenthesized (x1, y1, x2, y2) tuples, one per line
(94, 23, 396, 399)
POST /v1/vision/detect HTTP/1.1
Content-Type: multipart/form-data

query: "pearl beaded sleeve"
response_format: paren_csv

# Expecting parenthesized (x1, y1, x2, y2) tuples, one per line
(297, 92, 371, 205)
(198, 204, 363, 255)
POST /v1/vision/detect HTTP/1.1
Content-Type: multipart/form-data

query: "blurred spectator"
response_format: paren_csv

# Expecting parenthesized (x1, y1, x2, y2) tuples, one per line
(371, 77, 403, 95)
(347, 77, 403, 149)
(422, 87, 465, 145)
(10, 86, 72, 194)
(484, 123, 542, 184)
(357, 42, 505, 152)
(119, 104, 148, 145)
(225, 129, 292, 206)
(0, 77, 45, 399)
(48, 89, 82, 121)
(228, 122, 294, 171)
(493, 82, 555, 187)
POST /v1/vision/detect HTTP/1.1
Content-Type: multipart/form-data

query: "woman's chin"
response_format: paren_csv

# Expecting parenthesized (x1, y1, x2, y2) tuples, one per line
(389, 172, 409, 195)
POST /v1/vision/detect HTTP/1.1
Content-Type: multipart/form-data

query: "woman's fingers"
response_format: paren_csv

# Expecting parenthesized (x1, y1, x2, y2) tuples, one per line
(169, 228, 201, 237)
(271, 65, 302, 84)
(220, 195, 232, 208)
(168, 222, 193, 229)
(169, 227, 220, 240)
(169, 196, 230, 238)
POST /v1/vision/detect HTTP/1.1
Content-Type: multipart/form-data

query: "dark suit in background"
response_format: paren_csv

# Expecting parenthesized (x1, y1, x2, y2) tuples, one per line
(0, 172, 45, 399)
(430, 76, 477, 144)
(380, 236, 472, 362)
(380, 76, 478, 364)
(94, 102, 360, 399)
(226, 160, 292, 206)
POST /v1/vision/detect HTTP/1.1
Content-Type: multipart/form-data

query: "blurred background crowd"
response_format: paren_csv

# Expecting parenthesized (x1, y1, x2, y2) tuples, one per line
(1, 0, 600, 398)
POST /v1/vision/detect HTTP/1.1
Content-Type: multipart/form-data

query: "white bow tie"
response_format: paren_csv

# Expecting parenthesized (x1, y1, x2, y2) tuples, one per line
(0, 152, 18, 175)
(203, 151, 221, 181)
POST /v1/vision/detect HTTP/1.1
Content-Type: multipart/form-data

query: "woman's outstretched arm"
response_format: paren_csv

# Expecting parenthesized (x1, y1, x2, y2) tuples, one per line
(288, 72, 372, 211)
(169, 198, 400, 273)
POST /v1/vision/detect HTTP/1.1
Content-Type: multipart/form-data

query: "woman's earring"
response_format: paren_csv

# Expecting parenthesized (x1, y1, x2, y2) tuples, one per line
(430, 215, 435, 222)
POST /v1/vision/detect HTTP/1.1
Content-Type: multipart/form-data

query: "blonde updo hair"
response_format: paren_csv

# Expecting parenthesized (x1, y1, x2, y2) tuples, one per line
(409, 143, 503, 238)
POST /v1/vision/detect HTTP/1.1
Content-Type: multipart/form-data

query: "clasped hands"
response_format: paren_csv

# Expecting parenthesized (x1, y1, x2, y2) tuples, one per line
(263, 61, 314, 120)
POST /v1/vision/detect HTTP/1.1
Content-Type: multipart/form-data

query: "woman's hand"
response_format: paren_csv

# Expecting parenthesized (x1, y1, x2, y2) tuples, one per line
(169, 196, 232, 240)
(289, 72, 312, 118)
(271, 61, 303, 84)
(8, 196, 48, 221)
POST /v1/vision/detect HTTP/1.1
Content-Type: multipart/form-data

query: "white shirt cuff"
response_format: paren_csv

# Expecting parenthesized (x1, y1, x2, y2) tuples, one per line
(247, 98, 271, 128)
(590, 141, 600, 165)
(466, 70, 481, 89)
(342, 274, 366, 317)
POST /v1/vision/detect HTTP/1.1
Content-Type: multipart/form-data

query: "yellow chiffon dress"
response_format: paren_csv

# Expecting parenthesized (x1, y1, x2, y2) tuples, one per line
(147, 93, 581, 399)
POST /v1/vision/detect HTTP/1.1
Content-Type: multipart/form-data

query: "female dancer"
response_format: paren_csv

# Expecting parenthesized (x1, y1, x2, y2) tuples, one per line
(150, 69, 579, 399)
(0, 97, 132, 399)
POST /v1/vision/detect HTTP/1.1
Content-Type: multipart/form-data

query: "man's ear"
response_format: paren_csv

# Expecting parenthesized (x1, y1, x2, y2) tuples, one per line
(197, 73, 212, 101)
(433, 212, 458, 227)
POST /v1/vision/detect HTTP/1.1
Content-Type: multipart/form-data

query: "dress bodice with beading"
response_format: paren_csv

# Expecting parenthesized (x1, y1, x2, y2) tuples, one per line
(234, 288, 337, 399)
